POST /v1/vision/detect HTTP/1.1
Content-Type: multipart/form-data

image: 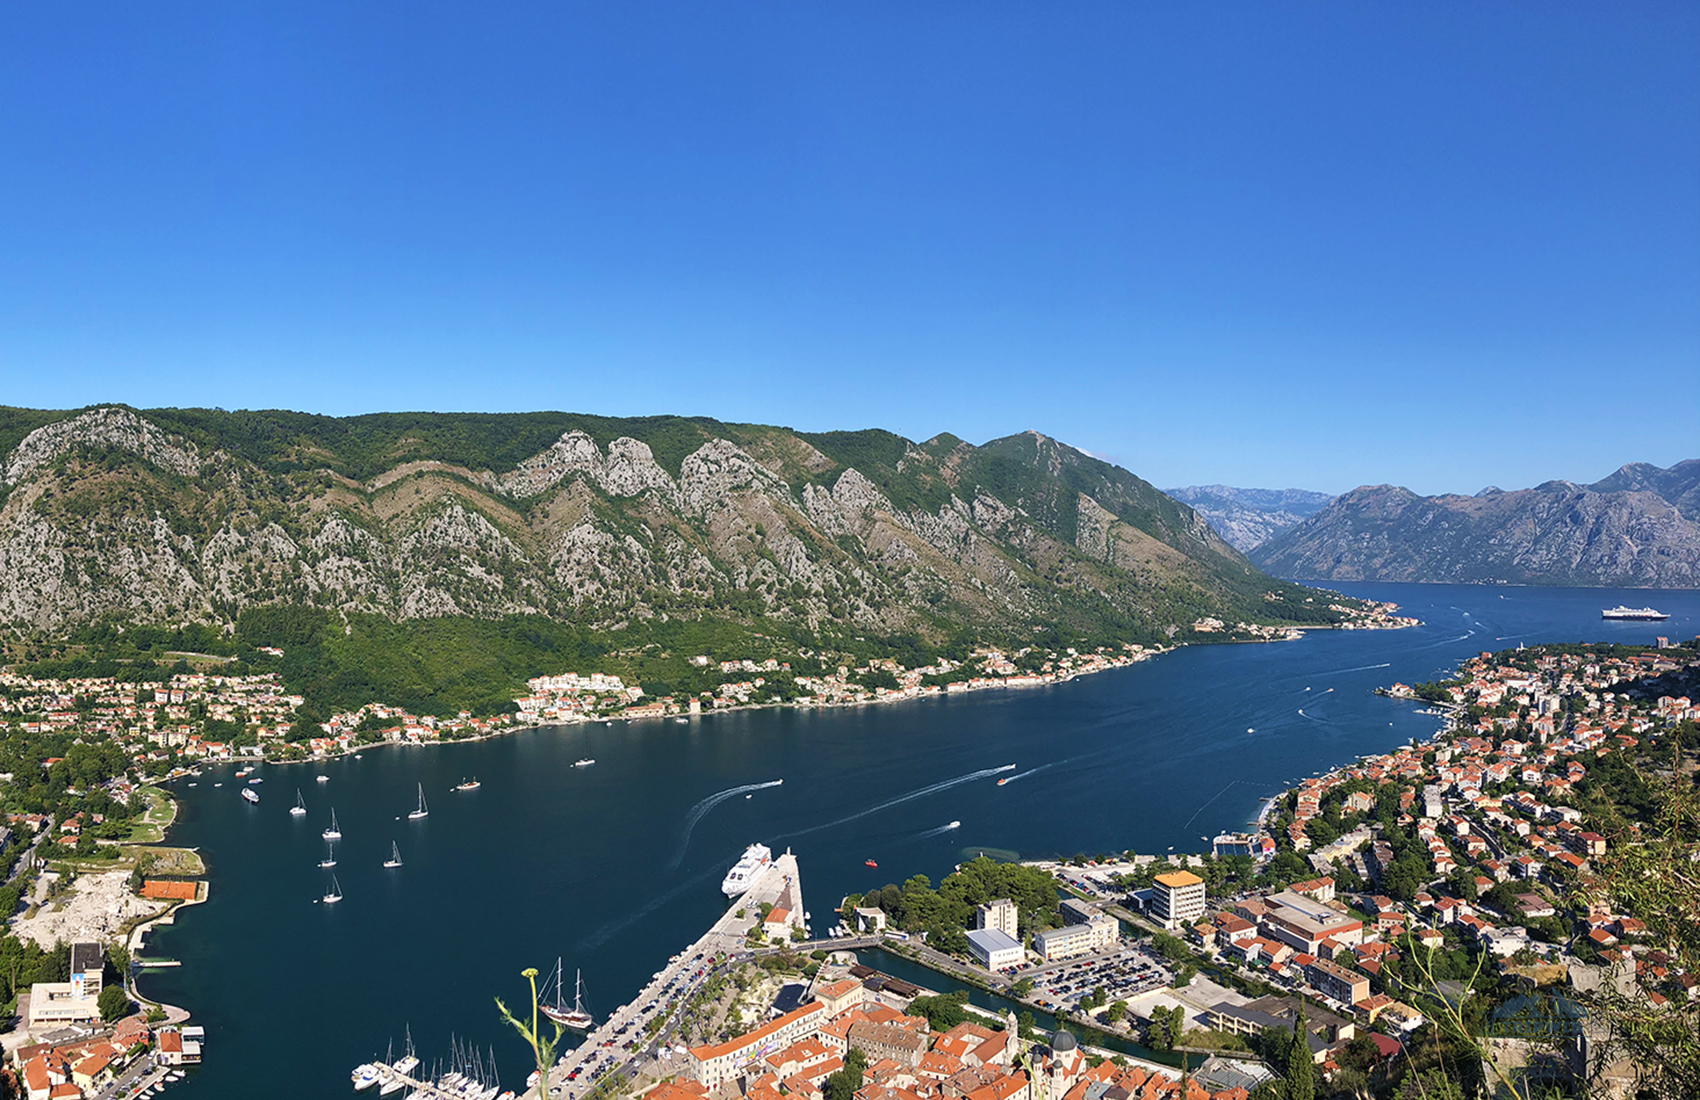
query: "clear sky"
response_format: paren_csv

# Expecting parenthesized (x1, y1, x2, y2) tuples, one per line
(1, 4, 1696, 495)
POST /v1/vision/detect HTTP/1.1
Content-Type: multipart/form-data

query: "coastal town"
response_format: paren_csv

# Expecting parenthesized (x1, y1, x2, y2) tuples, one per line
(0, 610, 1689, 1098)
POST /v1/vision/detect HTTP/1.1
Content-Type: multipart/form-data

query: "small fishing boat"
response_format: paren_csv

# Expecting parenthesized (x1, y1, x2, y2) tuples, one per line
(316, 774, 330, 783)
(323, 809, 342, 841)
(384, 842, 403, 869)
(290, 790, 308, 817)
(408, 783, 429, 820)
(248, 776, 263, 784)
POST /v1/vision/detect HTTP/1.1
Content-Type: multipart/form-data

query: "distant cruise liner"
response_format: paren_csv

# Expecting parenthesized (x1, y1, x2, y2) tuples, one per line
(721, 843, 772, 897)
(1601, 606, 1668, 621)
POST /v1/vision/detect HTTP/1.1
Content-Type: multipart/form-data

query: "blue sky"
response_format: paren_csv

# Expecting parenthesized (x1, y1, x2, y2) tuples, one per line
(1, 3, 1695, 495)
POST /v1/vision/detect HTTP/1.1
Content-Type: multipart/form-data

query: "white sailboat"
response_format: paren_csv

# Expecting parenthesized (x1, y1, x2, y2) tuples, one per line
(540, 958, 595, 1031)
(384, 842, 403, 869)
(323, 809, 341, 841)
(319, 840, 338, 869)
(408, 783, 429, 820)
(323, 874, 343, 904)
(290, 789, 308, 817)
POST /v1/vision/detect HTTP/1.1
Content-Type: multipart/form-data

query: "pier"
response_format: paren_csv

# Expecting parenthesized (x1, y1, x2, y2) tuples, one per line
(357, 850, 806, 1098)
(544, 850, 805, 1094)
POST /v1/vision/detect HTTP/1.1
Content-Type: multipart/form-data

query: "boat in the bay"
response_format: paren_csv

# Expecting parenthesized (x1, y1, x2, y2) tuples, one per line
(1601, 605, 1668, 621)
(540, 958, 595, 1031)
(573, 758, 595, 768)
(316, 774, 330, 783)
(393, 1028, 419, 1076)
(323, 874, 343, 904)
(319, 841, 337, 869)
(721, 843, 772, 896)
(864, 858, 877, 868)
(323, 809, 341, 841)
(351, 1065, 379, 1091)
(290, 790, 308, 817)
(240, 787, 260, 804)
(408, 783, 429, 820)
(454, 778, 481, 791)
(383, 842, 403, 869)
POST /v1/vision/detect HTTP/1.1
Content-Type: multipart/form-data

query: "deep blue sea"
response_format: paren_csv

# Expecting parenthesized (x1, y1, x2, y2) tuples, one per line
(139, 583, 1698, 1095)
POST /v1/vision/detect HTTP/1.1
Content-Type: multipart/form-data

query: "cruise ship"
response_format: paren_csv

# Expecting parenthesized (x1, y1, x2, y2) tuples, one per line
(721, 843, 772, 897)
(1601, 605, 1669, 621)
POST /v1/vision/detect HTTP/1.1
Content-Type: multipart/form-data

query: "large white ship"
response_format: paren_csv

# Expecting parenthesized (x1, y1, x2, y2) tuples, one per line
(1601, 605, 1668, 621)
(721, 843, 772, 897)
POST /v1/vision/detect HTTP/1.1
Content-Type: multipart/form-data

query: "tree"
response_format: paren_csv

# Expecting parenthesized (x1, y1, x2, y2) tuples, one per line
(1011, 977, 1034, 998)
(98, 982, 129, 1022)
(1283, 1003, 1314, 1100)
(1105, 1000, 1126, 1024)
(823, 1046, 866, 1100)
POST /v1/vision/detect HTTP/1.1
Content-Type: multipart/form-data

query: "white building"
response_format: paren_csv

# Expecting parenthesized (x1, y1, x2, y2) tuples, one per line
(1152, 871, 1206, 929)
(966, 927, 1025, 970)
(976, 898, 1019, 938)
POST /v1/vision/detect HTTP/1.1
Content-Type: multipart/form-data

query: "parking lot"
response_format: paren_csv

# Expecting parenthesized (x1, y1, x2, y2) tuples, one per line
(1020, 942, 1173, 1013)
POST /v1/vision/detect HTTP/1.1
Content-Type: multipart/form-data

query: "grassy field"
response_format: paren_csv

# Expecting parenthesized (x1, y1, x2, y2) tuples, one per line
(121, 787, 177, 844)
(123, 846, 205, 876)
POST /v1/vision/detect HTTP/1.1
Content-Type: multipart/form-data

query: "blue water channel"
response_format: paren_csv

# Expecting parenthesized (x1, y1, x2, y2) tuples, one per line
(138, 583, 1698, 1096)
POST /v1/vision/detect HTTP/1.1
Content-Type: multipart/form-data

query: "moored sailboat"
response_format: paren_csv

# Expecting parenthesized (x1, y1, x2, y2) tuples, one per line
(408, 783, 429, 820)
(539, 958, 595, 1031)
(290, 789, 307, 817)
(323, 808, 341, 840)
(383, 842, 403, 869)
(323, 874, 343, 904)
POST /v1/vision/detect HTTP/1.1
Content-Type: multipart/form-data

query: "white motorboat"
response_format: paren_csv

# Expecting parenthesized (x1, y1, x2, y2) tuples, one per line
(352, 1064, 379, 1090)
(573, 758, 595, 768)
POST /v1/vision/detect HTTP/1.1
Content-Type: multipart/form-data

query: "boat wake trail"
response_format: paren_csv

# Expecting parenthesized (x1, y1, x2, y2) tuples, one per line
(1297, 709, 1330, 723)
(1312, 661, 1392, 677)
(669, 780, 784, 870)
(579, 866, 721, 950)
(996, 765, 1050, 787)
(917, 821, 962, 839)
(786, 765, 1015, 839)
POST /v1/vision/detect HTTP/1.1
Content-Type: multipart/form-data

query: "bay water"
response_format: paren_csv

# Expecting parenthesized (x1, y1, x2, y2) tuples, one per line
(137, 583, 1698, 1095)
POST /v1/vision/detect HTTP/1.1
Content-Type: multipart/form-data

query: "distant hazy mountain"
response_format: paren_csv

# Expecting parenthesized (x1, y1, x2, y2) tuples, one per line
(1249, 461, 1700, 588)
(1163, 485, 1335, 553)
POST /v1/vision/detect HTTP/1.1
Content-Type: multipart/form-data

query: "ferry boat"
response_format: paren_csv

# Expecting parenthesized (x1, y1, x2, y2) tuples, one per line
(290, 790, 308, 817)
(573, 758, 595, 768)
(721, 843, 773, 896)
(454, 778, 481, 791)
(240, 787, 260, 804)
(1601, 605, 1668, 621)
(540, 958, 595, 1031)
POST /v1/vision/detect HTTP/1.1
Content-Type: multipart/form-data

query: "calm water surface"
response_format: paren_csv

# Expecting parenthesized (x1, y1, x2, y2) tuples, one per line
(140, 583, 1698, 1095)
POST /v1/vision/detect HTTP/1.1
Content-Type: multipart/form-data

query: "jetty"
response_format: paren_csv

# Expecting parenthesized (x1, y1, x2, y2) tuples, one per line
(358, 850, 805, 1098)
(545, 850, 806, 1092)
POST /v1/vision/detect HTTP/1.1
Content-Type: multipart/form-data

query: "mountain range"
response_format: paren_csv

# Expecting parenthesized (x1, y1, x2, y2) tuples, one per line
(1249, 461, 1700, 588)
(1161, 485, 1334, 554)
(0, 406, 1352, 648)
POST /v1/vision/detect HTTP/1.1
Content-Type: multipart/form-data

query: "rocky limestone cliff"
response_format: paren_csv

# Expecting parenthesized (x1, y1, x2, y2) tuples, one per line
(1163, 485, 1334, 553)
(0, 406, 1345, 639)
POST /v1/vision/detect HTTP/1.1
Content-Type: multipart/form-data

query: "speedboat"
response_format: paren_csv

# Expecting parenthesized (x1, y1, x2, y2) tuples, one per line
(316, 775, 330, 783)
(573, 758, 595, 768)
(240, 788, 260, 804)
(353, 1065, 380, 1090)
(864, 859, 877, 868)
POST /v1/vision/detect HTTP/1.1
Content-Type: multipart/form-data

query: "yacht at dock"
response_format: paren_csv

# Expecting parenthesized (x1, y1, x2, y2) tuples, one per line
(721, 843, 772, 897)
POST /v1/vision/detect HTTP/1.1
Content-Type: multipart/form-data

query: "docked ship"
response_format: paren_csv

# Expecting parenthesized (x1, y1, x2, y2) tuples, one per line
(1601, 606, 1669, 621)
(721, 843, 773, 897)
(540, 958, 595, 1031)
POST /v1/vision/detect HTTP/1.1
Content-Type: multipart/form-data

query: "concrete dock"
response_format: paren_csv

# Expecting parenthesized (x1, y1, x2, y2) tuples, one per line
(543, 850, 805, 1095)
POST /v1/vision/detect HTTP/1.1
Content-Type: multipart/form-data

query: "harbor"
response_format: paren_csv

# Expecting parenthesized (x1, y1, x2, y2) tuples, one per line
(353, 850, 807, 1099)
